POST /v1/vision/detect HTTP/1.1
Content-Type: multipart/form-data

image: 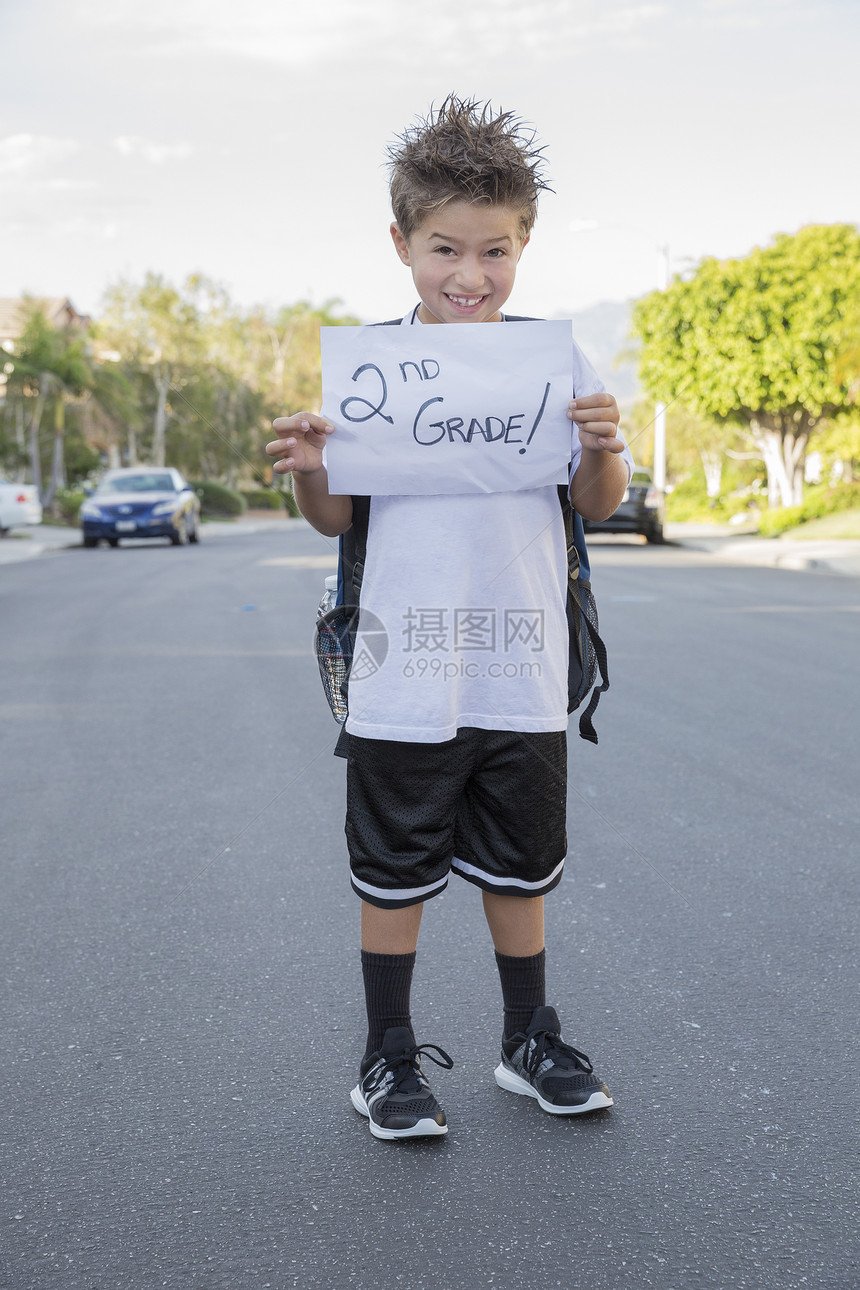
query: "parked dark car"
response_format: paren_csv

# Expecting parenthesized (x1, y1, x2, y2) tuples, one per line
(583, 467, 665, 544)
(79, 467, 201, 548)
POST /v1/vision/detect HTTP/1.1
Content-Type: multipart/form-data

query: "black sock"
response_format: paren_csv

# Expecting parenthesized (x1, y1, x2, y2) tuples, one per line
(495, 948, 546, 1041)
(360, 950, 416, 1059)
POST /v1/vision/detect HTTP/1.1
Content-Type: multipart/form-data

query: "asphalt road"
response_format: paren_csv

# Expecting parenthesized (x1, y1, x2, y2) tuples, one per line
(1, 523, 858, 1290)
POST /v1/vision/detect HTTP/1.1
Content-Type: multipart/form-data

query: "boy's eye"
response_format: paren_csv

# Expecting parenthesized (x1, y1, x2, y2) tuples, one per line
(434, 245, 455, 255)
(486, 247, 506, 258)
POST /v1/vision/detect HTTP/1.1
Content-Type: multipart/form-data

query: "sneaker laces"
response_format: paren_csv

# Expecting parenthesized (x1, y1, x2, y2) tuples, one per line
(523, 1026, 594, 1079)
(364, 1043, 454, 1096)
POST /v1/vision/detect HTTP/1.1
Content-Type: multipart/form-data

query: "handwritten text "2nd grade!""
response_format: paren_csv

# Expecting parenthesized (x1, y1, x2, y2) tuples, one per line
(320, 318, 573, 495)
(340, 359, 551, 455)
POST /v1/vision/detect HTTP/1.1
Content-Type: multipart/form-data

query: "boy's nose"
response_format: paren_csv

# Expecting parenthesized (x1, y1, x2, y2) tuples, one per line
(454, 258, 485, 290)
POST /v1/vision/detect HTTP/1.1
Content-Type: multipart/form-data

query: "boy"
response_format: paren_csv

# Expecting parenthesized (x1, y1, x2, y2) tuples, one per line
(266, 96, 632, 1140)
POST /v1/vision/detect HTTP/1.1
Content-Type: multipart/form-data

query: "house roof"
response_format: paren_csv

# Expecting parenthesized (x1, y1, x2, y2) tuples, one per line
(0, 297, 91, 344)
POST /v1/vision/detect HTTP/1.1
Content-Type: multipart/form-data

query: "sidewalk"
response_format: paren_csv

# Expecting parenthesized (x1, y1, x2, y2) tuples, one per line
(0, 514, 301, 565)
(0, 524, 80, 563)
(665, 522, 860, 578)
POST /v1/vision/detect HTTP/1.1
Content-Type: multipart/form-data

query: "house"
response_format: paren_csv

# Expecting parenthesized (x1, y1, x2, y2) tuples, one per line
(0, 297, 91, 355)
(0, 297, 92, 411)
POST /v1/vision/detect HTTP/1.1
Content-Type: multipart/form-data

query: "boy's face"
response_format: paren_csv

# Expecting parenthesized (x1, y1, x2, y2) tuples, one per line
(391, 201, 529, 325)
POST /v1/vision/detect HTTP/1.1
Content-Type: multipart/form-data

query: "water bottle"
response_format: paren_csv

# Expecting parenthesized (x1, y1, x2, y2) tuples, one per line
(317, 573, 338, 619)
(315, 574, 349, 724)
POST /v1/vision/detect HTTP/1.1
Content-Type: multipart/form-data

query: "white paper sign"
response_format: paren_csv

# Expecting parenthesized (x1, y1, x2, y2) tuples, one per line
(321, 320, 574, 496)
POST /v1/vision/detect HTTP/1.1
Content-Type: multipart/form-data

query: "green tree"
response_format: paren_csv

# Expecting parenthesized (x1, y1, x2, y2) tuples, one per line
(625, 396, 743, 499)
(95, 276, 358, 484)
(193, 296, 360, 486)
(98, 273, 209, 466)
(75, 359, 141, 471)
(632, 224, 860, 507)
(237, 299, 362, 418)
(812, 413, 860, 482)
(3, 302, 93, 506)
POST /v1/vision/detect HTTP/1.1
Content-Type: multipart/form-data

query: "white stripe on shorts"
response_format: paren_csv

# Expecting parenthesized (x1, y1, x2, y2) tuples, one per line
(450, 854, 566, 892)
(350, 871, 450, 904)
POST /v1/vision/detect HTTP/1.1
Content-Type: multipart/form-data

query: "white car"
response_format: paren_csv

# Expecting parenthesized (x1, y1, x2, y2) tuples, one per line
(0, 478, 42, 534)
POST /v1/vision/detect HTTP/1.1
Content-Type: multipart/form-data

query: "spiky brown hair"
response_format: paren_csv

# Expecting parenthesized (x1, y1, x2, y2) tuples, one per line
(387, 95, 551, 243)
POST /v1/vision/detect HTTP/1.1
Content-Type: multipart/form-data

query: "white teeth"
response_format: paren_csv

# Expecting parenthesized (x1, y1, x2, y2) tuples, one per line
(448, 295, 483, 306)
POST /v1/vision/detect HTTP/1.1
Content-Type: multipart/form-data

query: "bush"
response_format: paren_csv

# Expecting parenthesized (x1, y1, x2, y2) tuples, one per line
(664, 479, 719, 522)
(190, 480, 246, 517)
(757, 506, 804, 537)
(238, 485, 301, 516)
(665, 477, 755, 524)
(282, 486, 300, 518)
(241, 488, 286, 511)
(53, 487, 86, 524)
(63, 434, 101, 487)
(756, 483, 860, 536)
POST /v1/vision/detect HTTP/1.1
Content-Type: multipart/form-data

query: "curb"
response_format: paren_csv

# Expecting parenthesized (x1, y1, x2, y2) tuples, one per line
(690, 537, 860, 578)
(0, 517, 305, 565)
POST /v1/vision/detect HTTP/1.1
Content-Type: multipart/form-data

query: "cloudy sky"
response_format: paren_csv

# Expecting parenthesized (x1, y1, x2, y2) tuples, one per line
(2, 0, 858, 323)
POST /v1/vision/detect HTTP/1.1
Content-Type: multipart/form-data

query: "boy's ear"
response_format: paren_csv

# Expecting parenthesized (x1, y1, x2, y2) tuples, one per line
(517, 233, 531, 260)
(391, 222, 411, 266)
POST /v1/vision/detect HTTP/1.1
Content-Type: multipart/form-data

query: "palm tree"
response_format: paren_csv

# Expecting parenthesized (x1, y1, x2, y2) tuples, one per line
(5, 304, 93, 507)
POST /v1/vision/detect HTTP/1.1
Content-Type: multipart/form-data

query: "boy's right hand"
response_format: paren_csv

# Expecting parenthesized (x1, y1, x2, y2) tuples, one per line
(265, 413, 334, 476)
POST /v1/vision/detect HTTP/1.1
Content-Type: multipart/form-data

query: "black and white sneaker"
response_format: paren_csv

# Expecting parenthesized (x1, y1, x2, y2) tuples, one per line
(494, 1005, 613, 1115)
(350, 1026, 453, 1140)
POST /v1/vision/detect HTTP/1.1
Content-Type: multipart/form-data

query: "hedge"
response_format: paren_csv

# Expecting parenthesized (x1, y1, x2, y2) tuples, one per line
(756, 483, 860, 537)
(54, 487, 87, 524)
(190, 480, 246, 517)
(240, 488, 283, 511)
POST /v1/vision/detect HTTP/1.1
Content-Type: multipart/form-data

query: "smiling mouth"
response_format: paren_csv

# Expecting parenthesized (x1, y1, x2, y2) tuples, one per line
(445, 293, 487, 307)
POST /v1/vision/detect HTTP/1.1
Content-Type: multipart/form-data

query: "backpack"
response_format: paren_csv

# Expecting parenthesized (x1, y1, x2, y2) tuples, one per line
(313, 316, 611, 750)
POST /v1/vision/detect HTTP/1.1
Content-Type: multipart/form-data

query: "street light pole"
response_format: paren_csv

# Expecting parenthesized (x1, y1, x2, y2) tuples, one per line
(652, 244, 671, 494)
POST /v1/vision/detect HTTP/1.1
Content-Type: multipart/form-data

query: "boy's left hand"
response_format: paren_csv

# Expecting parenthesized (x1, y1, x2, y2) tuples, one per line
(568, 392, 625, 454)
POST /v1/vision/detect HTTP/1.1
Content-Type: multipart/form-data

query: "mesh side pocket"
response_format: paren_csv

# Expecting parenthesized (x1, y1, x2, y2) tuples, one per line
(314, 606, 354, 724)
(577, 581, 599, 698)
(568, 576, 609, 743)
(567, 577, 601, 712)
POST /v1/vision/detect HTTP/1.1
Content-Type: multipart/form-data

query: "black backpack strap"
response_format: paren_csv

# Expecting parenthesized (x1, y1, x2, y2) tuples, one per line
(339, 494, 370, 604)
(337, 318, 390, 598)
(574, 598, 610, 744)
(332, 495, 370, 759)
(558, 485, 610, 744)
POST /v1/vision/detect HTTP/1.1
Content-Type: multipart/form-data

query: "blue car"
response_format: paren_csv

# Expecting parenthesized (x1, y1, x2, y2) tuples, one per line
(80, 467, 201, 548)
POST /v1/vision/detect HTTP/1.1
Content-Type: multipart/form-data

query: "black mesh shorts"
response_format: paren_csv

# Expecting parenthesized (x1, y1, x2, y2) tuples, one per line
(345, 728, 568, 909)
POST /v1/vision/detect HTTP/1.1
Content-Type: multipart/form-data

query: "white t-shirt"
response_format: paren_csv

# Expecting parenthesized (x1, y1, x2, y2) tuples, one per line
(344, 309, 633, 744)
